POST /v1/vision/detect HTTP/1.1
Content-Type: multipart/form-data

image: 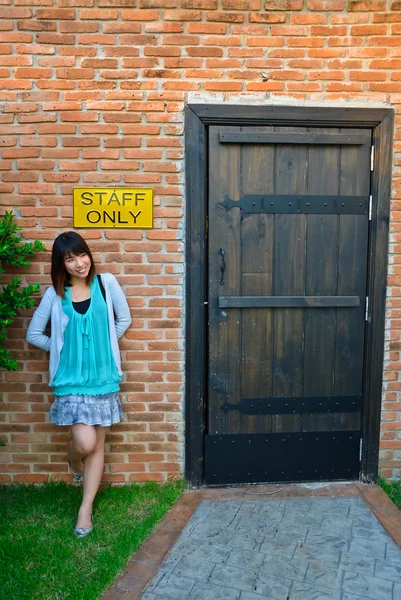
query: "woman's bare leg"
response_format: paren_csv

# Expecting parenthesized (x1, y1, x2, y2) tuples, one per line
(67, 437, 85, 475)
(74, 425, 107, 529)
(68, 423, 97, 474)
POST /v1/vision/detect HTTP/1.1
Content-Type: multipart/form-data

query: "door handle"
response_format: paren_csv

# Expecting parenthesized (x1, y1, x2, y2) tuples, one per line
(218, 248, 225, 285)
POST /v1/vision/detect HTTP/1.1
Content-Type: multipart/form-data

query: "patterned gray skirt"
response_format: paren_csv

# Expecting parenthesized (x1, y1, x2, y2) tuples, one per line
(50, 392, 122, 427)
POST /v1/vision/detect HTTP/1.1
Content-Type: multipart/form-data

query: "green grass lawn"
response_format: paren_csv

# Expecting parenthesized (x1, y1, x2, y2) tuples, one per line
(378, 475, 401, 510)
(0, 480, 185, 600)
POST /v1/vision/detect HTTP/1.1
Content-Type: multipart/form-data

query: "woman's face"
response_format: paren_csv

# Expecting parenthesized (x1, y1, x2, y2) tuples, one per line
(64, 252, 91, 283)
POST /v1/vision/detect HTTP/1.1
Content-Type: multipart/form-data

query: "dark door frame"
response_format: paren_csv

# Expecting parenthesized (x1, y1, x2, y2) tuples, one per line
(185, 104, 394, 488)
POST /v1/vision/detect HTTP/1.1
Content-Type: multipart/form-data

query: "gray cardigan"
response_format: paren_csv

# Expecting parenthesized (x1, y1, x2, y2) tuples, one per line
(26, 273, 132, 386)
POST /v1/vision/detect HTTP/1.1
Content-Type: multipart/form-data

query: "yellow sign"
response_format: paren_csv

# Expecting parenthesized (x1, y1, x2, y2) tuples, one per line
(73, 187, 153, 228)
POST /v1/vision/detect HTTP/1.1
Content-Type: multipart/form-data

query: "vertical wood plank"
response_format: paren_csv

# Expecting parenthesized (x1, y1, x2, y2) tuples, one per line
(334, 131, 371, 431)
(273, 128, 308, 433)
(241, 127, 275, 434)
(208, 126, 241, 435)
(303, 130, 339, 432)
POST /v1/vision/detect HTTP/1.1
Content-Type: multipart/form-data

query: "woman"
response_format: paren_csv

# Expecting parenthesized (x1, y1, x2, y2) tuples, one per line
(26, 231, 131, 538)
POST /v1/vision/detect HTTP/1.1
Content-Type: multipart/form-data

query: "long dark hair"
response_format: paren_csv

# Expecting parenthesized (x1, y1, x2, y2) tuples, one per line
(51, 232, 95, 297)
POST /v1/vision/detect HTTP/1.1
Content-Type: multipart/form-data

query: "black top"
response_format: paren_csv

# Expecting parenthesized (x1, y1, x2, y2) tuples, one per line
(71, 275, 106, 315)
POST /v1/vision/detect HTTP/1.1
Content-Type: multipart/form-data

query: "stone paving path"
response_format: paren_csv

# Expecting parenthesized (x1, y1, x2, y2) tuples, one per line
(139, 495, 401, 600)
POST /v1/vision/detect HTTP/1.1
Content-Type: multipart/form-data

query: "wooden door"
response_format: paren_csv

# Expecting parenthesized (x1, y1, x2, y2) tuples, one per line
(206, 125, 372, 484)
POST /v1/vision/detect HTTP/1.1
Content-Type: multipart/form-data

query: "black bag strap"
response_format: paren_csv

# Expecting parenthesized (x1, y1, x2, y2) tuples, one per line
(97, 274, 106, 301)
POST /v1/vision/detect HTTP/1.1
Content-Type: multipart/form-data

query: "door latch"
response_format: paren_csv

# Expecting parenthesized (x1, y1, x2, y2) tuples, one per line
(218, 248, 226, 285)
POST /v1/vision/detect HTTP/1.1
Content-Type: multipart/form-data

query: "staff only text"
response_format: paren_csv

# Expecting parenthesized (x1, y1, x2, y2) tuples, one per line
(73, 187, 154, 229)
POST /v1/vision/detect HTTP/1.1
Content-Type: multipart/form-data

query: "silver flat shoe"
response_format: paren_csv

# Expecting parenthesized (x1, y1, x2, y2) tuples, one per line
(68, 459, 83, 484)
(74, 514, 93, 539)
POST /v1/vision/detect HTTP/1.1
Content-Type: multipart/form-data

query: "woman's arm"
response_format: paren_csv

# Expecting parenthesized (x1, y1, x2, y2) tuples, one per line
(108, 275, 132, 339)
(26, 287, 54, 351)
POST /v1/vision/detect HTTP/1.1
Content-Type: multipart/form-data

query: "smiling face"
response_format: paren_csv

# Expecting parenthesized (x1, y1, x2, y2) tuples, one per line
(51, 232, 96, 297)
(64, 252, 92, 284)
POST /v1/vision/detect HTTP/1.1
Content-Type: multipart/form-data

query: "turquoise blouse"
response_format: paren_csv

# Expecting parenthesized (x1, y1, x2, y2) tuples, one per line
(52, 276, 122, 397)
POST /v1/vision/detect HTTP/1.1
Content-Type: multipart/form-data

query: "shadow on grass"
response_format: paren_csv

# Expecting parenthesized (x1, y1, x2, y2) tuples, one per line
(0, 479, 185, 600)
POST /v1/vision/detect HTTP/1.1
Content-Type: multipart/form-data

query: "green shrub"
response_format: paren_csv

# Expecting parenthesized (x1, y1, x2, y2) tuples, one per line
(0, 211, 45, 370)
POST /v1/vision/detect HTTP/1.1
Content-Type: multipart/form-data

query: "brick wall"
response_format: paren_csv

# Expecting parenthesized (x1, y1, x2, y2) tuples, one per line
(0, 0, 401, 482)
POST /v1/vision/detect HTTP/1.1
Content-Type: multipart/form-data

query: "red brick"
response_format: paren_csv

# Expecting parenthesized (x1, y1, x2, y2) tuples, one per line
(349, 1, 387, 9)
(374, 13, 401, 23)
(289, 37, 325, 47)
(164, 10, 202, 20)
(222, 0, 260, 8)
(326, 82, 364, 91)
(332, 14, 370, 24)
(370, 37, 401, 46)
(17, 44, 56, 56)
(17, 20, 57, 33)
(1, 8, 33, 19)
(264, 0, 303, 8)
(181, 0, 218, 7)
(350, 70, 387, 81)
(36, 33, 75, 45)
(129, 473, 164, 481)
(139, 0, 177, 6)
(271, 25, 309, 36)
(287, 82, 323, 91)
(37, 9, 75, 20)
(188, 23, 226, 34)
(351, 25, 388, 35)
(307, 0, 345, 8)
(249, 13, 286, 23)
(206, 11, 244, 22)
(311, 26, 347, 36)
(291, 14, 327, 24)
(79, 9, 118, 20)
(60, 22, 99, 33)
(15, 68, 52, 79)
(308, 49, 347, 58)
(121, 9, 160, 20)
